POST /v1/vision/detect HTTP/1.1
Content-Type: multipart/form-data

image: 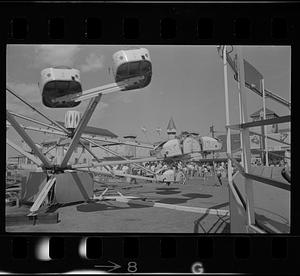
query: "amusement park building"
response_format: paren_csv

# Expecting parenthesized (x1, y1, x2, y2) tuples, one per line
(8, 122, 148, 168)
(216, 108, 290, 165)
(39, 122, 142, 165)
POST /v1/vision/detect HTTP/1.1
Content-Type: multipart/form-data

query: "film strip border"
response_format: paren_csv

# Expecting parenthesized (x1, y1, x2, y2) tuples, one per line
(0, 3, 297, 43)
(1, 2, 298, 274)
(0, 236, 298, 273)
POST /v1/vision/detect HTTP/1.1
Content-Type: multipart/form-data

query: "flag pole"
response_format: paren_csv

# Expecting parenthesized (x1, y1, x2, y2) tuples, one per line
(262, 79, 269, 166)
(222, 46, 233, 189)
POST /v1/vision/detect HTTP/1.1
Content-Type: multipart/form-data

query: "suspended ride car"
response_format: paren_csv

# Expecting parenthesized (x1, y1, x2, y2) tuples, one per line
(39, 66, 82, 108)
(112, 48, 152, 91)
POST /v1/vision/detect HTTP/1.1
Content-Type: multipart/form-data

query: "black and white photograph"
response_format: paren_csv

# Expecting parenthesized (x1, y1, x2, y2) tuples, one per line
(6, 45, 291, 233)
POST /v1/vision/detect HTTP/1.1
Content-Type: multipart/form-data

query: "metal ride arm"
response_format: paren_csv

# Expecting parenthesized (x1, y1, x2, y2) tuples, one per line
(6, 111, 52, 168)
(78, 140, 115, 177)
(87, 135, 154, 149)
(60, 76, 149, 168)
(60, 94, 102, 168)
(77, 167, 155, 182)
(10, 121, 154, 151)
(6, 138, 43, 167)
(29, 176, 56, 215)
(6, 122, 69, 137)
(72, 156, 161, 169)
(8, 111, 65, 132)
(6, 86, 70, 134)
(53, 76, 144, 104)
(81, 137, 157, 176)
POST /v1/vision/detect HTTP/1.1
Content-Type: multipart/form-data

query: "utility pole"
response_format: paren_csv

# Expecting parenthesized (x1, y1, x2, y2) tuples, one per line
(210, 124, 215, 138)
(210, 124, 216, 175)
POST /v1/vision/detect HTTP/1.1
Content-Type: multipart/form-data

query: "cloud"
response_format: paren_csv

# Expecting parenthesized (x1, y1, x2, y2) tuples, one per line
(80, 53, 105, 73)
(33, 45, 80, 68)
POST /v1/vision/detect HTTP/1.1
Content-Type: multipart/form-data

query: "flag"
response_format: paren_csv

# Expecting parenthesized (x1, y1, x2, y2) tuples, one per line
(243, 59, 264, 92)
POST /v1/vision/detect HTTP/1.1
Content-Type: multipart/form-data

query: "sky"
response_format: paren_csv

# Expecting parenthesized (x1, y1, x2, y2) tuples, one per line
(6, 45, 291, 159)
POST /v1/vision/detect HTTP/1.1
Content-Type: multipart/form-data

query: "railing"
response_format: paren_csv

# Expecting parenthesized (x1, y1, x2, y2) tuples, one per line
(221, 45, 290, 233)
(217, 46, 291, 110)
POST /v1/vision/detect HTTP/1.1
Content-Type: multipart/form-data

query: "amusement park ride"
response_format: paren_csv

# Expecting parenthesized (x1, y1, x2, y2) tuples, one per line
(7, 46, 291, 233)
(6, 47, 222, 216)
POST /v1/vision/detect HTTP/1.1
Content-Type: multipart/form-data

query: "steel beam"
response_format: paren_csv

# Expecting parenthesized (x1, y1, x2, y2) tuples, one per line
(14, 122, 154, 150)
(87, 135, 154, 149)
(8, 111, 67, 133)
(219, 48, 291, 109)
(237, 46, 256, 228)
(6, 86, 69, 134)
(7, 111, 51, 168)
(79, 140, 115, 177)
(82, 137, 156, 175)
(244, 172, 290, 191)
(6, 138, 43, 167)
(241, 115, 290, 129)
(226, 115, 290, 130)
(253, 148, 291, 159)
(227, 153, 290, 191)
(7, 122, 69, 137)
(72, 156, 161, 169)
(29, 177, 56, 214)
(53, 76, 143, 103)
(77, 167, 155, 181)
(250, 130, 290, 146)
(60, 94, 102, 168)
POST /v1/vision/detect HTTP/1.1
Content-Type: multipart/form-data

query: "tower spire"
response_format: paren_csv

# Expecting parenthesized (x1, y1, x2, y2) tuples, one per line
(167, 117, 177, 139)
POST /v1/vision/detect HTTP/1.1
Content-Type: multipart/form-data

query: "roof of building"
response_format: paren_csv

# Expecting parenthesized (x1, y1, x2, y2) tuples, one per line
(167, 117, 176, 132)
(250, 108, 279, 118)
(56, 121, 118, 138)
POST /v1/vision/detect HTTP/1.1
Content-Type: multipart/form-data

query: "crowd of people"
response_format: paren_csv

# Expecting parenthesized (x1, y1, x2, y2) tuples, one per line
(110, 160, 229, 180)
(251, 158, 288, 167)
(99, 157, 290, 186)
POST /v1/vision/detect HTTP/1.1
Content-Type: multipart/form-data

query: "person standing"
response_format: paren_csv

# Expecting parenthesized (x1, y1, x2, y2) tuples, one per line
(216, 165, 223, 186)
(202, 165, 208, 181)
